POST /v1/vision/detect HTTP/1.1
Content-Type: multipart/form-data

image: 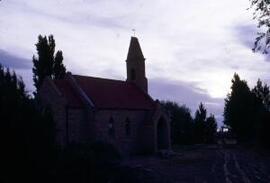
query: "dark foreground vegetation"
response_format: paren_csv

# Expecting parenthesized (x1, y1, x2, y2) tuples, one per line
(0, 64, 53, 182)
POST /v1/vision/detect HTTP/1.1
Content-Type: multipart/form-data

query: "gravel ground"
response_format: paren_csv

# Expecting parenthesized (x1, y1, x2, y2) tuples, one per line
(112, 145, 270, 183)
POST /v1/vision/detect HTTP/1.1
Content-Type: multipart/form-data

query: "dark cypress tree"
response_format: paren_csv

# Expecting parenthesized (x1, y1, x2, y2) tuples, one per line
(205, 114, 217, 144)
(54, 51, 66, 79)
(33, 35, 54, 91)
(251, 79, 270, 147)
(252, 79, 270, 111)
(193, 103, 207, 143)
(224, 73, 256, 142)
(193, 103, 218, 144)
(32, 35, 66, 92)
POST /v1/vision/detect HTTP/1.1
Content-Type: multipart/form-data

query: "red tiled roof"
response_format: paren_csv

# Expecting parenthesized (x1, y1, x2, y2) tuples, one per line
(73, 75, 155, 110)
(54, 79, 84, 108)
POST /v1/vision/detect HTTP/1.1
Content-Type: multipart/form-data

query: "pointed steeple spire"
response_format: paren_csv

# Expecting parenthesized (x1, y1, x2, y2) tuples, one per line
(126, 37, 148, 93)
(127, 37, 145, 61)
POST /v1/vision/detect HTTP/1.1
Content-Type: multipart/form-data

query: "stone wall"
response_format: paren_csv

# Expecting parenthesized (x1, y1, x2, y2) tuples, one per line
(38, 79, 68, 147)
(94, 109, 152, 155)
(38, 79, 171, 155)
(67, 108, 86, 144)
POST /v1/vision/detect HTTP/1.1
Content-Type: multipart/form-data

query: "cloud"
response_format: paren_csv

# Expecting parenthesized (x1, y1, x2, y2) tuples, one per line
(149, 78, 224, 126)
(0, 49, 34, 94)
(0, 49, 31, 69)
(234, 24, 257, 49)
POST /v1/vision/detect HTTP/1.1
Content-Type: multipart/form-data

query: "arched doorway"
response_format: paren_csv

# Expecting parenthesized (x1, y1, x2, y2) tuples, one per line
(157, 117, 169, 150)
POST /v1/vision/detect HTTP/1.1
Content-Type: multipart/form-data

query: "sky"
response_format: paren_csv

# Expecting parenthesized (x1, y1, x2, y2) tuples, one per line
(1, 0, 270, 126)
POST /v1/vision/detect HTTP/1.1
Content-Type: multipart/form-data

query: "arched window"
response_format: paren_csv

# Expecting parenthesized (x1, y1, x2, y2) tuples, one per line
(125, 118, 131, 137)
(131, 68, 136, 80)
(108, 117, 115, 137)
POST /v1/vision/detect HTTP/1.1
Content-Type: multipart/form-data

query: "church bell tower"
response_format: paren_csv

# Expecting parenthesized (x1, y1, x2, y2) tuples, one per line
(126, 37, 148, 93)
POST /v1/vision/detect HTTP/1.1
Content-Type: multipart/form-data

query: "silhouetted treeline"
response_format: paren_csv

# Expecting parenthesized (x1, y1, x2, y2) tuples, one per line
(224, 73, 270, 148)
(161, 101, 217, 145)
(0, 64, 56, 182)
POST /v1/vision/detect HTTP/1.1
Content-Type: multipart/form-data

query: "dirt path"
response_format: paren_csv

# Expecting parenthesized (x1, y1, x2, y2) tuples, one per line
(115, 146, 270, 183)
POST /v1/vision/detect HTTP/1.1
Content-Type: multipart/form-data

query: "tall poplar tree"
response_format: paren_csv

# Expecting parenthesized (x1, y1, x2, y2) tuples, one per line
(54, 50, 66, 79)
(32, 35, 66, 92)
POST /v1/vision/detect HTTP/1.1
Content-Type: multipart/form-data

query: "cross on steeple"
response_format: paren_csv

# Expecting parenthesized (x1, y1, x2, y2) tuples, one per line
(132, 29, 136, 37)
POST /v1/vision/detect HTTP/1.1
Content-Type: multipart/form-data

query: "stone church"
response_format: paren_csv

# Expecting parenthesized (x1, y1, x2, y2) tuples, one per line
(39, 37, 171, 154)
